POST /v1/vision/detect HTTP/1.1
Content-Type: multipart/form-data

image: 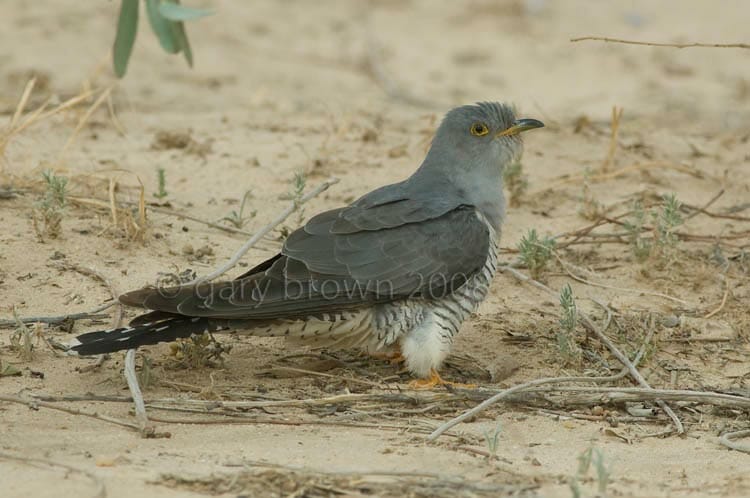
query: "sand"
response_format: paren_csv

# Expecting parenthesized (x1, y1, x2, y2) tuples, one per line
(1, 1, 749, 497)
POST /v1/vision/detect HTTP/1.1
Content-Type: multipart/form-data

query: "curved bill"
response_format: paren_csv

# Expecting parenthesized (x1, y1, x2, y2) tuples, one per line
(496, 118, 545, 137)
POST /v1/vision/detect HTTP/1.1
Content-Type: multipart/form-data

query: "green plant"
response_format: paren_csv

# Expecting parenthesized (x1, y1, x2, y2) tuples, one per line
(35, 169, 68, 239)
(278, 171, 308, 226)
(624, 194, 684, 264)
(503, 160, 528, 207)
(569, 447, 611, 498)
(113, 0, 214, 77)
(482, 421, 503, 457)
(653, 193, 683, 258)
(623, 201, 651, 261)
(517, 228, 556, 278)
(557, 284, 581, 363)
(153, 167, 168, 199)
(219, 190, 257, 229)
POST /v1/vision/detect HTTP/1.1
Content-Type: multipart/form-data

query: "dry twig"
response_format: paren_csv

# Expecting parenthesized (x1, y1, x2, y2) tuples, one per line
(719, 429, 750, 454)
(0, 394, 140, 432)
(602, 106, 623, 171)
(571, 36, 750, 49)
(0, 302, 115, 329)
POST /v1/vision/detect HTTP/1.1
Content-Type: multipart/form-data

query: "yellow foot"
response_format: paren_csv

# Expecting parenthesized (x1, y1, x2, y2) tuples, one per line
(408, 368, 477, 389)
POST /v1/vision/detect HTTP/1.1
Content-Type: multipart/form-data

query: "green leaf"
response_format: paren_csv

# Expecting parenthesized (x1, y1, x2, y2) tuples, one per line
(159, 1, 214, 21)
(171, 21, 194, 67)
(146, 0, 179, 54)
(113, 0, 140, 78)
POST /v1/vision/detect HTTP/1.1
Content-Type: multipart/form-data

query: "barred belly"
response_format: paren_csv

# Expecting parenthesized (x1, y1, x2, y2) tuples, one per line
(383, 226, 499, 376)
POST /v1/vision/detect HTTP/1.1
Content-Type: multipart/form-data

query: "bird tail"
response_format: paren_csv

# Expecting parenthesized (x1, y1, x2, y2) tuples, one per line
(68, 317, 223, 355)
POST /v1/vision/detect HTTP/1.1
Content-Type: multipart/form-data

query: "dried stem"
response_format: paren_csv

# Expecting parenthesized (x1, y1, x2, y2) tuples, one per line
(719, 429, 750, 454)
(571, 36, 750, 49)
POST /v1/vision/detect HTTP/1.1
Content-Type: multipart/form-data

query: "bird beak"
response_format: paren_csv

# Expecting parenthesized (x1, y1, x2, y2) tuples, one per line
(496, 118, 545, 137)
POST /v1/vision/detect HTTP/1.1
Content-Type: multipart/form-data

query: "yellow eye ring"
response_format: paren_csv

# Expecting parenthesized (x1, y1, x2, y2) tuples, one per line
(470, 122, 489, 136)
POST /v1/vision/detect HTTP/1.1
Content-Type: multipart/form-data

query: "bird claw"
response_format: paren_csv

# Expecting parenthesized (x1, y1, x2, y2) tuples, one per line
(409, 368, 476, 389)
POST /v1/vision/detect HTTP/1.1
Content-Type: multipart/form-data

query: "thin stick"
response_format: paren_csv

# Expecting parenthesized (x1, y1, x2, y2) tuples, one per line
(0, 302, 114, 328)
(427, 374, 625, 441)
(136, 202, 254, 236)
(602, 106, 623, 171)
(571, 36, 750, 50)
(60, 86, 114, 155)
(124, 349, 149, 434)
(719, 429, 750, 454)
(554, 253, 692, 306)
(683, 189, 725, 221)
(583, 301, 683, 434)
(704, 281, 730, 319)
(0, 451, 106, 498)
(528, 161, 705, 197)
(26, 384, 750, 412)
(0, 394, 140, 431)
(519, 386, 750, 410)
(183, 177, 339, 285)
(10, 77, 37, 129)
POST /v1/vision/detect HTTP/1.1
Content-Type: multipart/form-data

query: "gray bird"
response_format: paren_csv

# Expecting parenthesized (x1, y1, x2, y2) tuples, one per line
(70, 102, 543, 387)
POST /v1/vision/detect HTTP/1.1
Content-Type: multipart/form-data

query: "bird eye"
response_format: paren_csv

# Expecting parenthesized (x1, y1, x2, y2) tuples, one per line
(470, 122, 489, 136)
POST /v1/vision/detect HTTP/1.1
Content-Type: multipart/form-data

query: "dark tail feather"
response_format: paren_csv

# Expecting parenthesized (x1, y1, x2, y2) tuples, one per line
(69, 317, 217, 355)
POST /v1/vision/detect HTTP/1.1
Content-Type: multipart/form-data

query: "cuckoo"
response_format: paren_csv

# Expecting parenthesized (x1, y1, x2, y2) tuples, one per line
(69, 102, 543, 387)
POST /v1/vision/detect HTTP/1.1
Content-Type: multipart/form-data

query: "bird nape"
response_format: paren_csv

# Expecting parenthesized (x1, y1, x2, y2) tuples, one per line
(69, 102, 544, 388)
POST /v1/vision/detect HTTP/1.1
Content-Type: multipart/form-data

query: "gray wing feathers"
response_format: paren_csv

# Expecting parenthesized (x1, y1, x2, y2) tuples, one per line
(119, 202, 490, 321)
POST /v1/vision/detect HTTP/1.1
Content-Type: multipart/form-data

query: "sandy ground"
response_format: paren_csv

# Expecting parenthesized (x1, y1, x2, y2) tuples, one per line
(1, 1, 750, 497)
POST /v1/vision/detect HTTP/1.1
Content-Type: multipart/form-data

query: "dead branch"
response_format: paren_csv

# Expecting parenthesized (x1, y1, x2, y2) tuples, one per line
(571, 36, 750, 49)
(0, 302, 114, 329)
(719, 429, 750, 454)
(0, 393, 140, 432)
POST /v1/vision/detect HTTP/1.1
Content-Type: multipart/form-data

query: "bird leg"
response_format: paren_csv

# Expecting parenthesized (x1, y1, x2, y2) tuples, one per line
(409, 368, 476, 389)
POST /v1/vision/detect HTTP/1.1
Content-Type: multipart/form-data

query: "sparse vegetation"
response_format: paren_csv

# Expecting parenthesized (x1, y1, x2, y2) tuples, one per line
(624, 193, 684, 264)
(278, 171, 308, 231)
(579, 171, 604, 221)
(569, 447, 611, 498)
(557, 284, 581, 364)
(503, 160, 528, 207)
(34, 169, 68, 239)
(219, 190, 256, 229)
(517, 228, 556, 278)
(153, 167, 168, 199)
(482, 421, 503, 457)
(167, 332, 232, 369)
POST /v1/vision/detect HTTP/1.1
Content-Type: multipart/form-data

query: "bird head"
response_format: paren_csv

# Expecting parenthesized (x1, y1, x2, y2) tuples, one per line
(411, 102, 543, 228)
(429, 102, 544, 170)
